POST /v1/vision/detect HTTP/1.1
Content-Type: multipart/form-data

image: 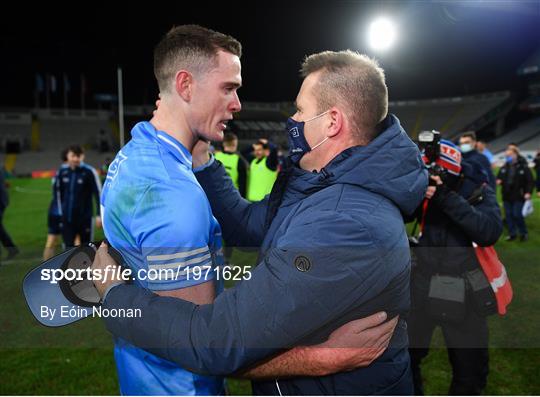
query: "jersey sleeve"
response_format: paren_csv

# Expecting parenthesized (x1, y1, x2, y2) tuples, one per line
(130, 181, 215, 291)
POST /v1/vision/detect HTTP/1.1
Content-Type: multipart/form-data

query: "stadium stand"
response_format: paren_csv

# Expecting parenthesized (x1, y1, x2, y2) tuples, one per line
(487, 117, 540, 154)
(0, 91, 526, 175)
(388, 91, 512, 140)
(6, 150, 114, 176)
(520, 132, 540, 152)
(0, 111, 32, 153)
(37, 109, 114, 152)
(1, 109, 117, 176)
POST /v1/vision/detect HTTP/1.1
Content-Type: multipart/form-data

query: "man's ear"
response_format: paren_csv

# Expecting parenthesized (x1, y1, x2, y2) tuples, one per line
(174, 70, 193, 101)
(327, 107, 343, 138)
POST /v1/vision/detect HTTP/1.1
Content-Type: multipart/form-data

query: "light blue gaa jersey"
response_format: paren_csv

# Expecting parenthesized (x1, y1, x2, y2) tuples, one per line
(101, 121, 225, 395)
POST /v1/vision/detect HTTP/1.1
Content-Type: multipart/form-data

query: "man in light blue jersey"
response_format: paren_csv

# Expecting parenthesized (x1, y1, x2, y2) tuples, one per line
(100, 25, 243, 395)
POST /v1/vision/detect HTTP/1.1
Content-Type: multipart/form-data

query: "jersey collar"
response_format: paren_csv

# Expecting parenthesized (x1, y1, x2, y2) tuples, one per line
(141, 122, 193, 168)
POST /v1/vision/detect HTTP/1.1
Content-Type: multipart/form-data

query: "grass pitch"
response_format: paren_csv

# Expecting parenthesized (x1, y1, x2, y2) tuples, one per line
(0, 177, 538, 395)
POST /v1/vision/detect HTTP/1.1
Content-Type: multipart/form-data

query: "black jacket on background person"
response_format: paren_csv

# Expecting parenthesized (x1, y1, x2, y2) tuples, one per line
(407, 160, 503, 395)
(497, 157, 534, 202)
(462, 149, 496, 190)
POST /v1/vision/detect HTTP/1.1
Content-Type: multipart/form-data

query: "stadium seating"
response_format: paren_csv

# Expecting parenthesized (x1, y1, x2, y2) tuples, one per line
(2, 150, 114, 176)
(0, 91, 522, 175)
(0, 111, 32, 152)
(487, 117, 540, 154)
(389, 92, 511, 140)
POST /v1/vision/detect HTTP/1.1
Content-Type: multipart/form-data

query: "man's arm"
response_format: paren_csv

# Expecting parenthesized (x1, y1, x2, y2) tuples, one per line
(128, 181, 217, 302)
(94, 246, 397, 380)
(193, 143, 269, 247)
(430, 181, 502, 246)
(265, 142, 279, 171)
(236, 313, 397, 379)
(97, 211, 402, 375)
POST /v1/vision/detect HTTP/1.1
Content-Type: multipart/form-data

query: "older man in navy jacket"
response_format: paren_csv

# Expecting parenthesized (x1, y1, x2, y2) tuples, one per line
(93, 50, 428, 395)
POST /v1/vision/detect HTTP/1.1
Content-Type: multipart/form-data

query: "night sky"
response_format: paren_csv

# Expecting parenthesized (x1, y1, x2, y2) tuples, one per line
(1, 1, 539, 108)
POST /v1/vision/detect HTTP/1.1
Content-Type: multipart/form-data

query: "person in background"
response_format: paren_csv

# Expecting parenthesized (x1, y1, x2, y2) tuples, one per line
(0, 167, 18, 261)
(459, 132, 496, 189)
(55, 144, 101, 247)
(508, 143, 528, 163)
(497, 146, 534, 241)
(407, 140, 502, 395)
(245, 139, 278, 201)
(214, 132, 248, 198)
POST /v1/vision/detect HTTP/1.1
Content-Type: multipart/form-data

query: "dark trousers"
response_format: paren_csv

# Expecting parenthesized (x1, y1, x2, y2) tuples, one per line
(503, 200, 527, 237)
(0, 206, 16, 249)
(62, 218, 92, 247)
(408, 301, 489, 395)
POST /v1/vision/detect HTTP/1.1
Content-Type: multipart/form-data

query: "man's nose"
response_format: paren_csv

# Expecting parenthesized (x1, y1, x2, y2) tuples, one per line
(230, 91, 241, 113)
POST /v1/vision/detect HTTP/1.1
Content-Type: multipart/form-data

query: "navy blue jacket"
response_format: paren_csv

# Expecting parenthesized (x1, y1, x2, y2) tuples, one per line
(462, 149, 496, 190)
(101, 115, 428, 394)
(55, 164, 101, 223)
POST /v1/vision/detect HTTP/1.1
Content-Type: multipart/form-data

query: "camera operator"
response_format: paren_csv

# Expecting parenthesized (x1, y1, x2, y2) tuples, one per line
(407, 134, 503, 395)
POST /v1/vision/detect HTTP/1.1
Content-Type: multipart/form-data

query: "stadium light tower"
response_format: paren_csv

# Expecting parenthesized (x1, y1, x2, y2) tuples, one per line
(368, 17, 397, 52)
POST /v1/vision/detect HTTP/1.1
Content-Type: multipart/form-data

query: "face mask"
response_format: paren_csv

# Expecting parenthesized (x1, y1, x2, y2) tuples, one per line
(286, 111, 329, 163)
(460, 143, 473, 153)
(506, 155, 514, 164)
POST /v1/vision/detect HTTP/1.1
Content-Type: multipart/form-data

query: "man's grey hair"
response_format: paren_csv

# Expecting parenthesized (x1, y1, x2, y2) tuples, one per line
(301, 50, 388, 142)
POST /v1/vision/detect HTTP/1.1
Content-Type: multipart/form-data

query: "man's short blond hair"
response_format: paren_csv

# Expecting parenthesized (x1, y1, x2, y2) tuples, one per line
(301, 50, 388, 141)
